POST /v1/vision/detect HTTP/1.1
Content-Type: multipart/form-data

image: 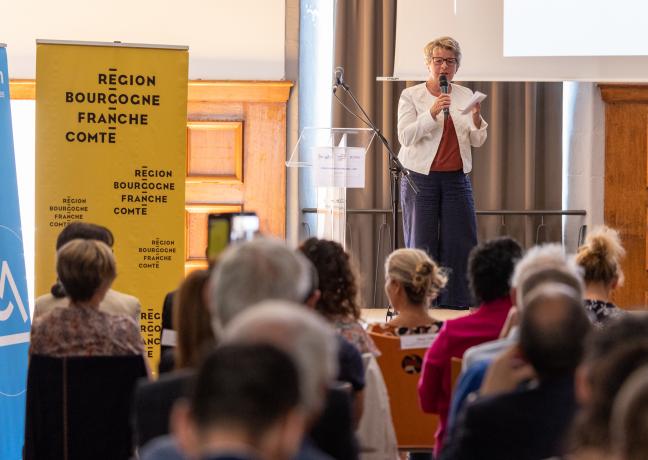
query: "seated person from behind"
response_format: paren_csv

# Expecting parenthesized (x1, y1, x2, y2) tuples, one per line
(224, 301, 349, 460)
(417, 237, 522, 456)
(34, 221, 140, 321)
(158, 269, 215, 374)
(298, 237, 379, 357)
(172, 344, 306, 460)
(575, 225, 626, 328)
(30, 238, 144, 358)
(566, 315, 648, 460)
(209, 239, 362, 458)
(610, 366, 648, 460)
(446, 245, 584, 437)
(369, 248, 445, 336)
(134, 269, 216, 447)
(442, 282, 591, 460)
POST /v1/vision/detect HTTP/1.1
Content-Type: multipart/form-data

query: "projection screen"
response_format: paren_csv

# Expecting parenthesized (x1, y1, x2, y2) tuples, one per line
(393, 0, 648, 81)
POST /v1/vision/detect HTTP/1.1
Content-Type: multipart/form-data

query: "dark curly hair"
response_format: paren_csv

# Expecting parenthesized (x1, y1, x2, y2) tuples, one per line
(298, 238, 361, 320)
(468, 237, 522, 304)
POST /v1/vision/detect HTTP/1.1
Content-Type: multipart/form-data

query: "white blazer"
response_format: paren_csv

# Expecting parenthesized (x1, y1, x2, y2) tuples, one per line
(397, 82, 488, 174)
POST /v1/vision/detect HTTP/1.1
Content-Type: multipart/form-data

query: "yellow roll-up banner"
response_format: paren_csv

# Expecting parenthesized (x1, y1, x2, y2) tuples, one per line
(35, 40, 188, 369)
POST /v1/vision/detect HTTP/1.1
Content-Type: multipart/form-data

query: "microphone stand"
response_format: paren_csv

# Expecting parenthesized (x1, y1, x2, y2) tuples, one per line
(333, 79, 419, 253)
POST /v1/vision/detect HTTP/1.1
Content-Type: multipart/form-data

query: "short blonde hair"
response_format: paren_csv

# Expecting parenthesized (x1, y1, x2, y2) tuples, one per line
(424, 36, 462, 66)
(385, 248, 447, 305)
(56, 239, 116, 302)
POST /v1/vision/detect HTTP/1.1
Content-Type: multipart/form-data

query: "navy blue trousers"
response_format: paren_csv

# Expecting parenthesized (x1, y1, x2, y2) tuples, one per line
(401, 170, 477, 308)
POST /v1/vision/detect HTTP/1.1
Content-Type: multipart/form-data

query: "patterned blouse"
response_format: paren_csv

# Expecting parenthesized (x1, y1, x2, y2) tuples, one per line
(368, 321, 444, 337)
(333, 317, 381, 357)
(584, 299, 625, 328)
(30, 305, 144, 357)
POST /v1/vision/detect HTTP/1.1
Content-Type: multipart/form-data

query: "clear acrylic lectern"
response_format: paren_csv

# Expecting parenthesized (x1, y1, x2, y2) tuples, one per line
(287, 127, 376, 248)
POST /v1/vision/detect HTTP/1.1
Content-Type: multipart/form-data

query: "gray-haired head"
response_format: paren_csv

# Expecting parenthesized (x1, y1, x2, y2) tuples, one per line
(208, 238, 311, 334)
(511, 244, 584, 310)
(223, 300, 339, 415)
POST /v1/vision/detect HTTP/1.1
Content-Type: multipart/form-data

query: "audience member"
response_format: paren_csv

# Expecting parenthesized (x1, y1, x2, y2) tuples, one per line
(443, 282, 590, 460)
(299, 238, 397, 458)
(209, 237, 311, 332)
(297, 246, 400, 459)
(209, 239, 362, 459)
(34, 221, 140, 321)
(369, 248, 446, 336)
(568, 315, 648, 459)
(173, 269, 215, 369)
(158, 251, 218, 374)
(367, 249, 446, 460)
(171, 344, 305, 460)
(135, 269, 216, 446)
(30, 239, 144, 358)
(157, 269, 215, 373)
(610, 366, 648, 460)
(208, 238, 362, 393)
(447, 245, 584, 435)
(417, 236, 522, 455)
(575, 225, 626, 327)
(224, 302, 338, 422)
(225, 301, 348, 460)
(298, 237, 379, 356)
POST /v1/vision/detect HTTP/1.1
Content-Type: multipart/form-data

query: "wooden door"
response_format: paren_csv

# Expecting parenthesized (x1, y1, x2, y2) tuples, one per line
(600, 85, 648, 308)
(184, 81, 292, 272)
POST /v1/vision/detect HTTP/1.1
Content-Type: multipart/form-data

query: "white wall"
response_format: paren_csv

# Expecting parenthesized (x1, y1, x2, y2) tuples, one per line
(4, 0, 285, 79)
(562, 82, 605, 252)
(11, 101, 35, 310)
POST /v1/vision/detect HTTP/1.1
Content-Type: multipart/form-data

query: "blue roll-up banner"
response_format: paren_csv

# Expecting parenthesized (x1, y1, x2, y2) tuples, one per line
(0, 44, 31, 459)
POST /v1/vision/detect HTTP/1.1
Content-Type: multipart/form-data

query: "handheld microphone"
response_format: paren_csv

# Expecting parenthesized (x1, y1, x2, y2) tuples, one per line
(439, 75, 449, 118)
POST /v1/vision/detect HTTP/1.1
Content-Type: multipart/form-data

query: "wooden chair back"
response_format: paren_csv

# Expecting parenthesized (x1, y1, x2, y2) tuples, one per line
(368, 331, 439, 450)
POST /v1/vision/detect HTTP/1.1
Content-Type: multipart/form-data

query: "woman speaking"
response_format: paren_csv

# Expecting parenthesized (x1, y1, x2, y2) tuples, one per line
(397, 36, 487, 308)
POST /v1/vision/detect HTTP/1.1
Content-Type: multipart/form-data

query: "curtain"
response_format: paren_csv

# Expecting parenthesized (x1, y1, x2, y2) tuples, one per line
(331, 0, 562, 308)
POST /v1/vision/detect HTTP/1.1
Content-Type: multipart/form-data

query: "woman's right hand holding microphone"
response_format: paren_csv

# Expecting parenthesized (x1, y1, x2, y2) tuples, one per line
(430, 93, 451, 120)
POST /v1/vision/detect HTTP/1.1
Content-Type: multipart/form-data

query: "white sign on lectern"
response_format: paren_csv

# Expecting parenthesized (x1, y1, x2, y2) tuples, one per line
(313, 146, 366, 189)
(287, 127, 376, 248)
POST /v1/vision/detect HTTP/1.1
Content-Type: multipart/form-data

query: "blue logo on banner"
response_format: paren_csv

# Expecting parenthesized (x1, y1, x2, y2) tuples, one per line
(0, 46, 31, 460)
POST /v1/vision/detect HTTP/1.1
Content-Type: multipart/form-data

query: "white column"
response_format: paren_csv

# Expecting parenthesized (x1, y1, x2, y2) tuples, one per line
(562, 81, 605, 253)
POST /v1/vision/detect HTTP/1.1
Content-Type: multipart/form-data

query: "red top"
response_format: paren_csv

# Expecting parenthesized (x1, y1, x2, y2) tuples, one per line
(417, 296, 513, 455)
(430, 115, 462, 172)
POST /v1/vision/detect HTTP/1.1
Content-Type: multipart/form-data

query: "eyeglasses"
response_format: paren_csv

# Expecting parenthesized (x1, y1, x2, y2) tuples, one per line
(431, 57, 458, 66)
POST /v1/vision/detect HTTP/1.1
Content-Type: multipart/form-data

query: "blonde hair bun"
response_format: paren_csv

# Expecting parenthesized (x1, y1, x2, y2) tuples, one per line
(576, 226, 625, 286)
(386, 249, 447, 305)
